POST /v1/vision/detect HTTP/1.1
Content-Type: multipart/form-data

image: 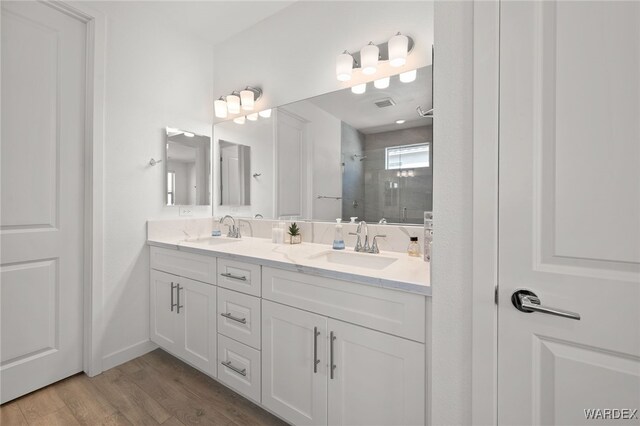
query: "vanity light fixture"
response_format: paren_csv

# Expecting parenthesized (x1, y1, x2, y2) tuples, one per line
(399, 69, 417, 83)
(395, 119, 406, 124)
(216, 86, 263, 118)
(388, 32, 409, 67)
(247, 113, 258, 121)
(258, 109, 272, 118)
(214, 98, 228, 118)
(351, 83, 367, 95)
(233, 116, 246, 125)
(227, 93, 241, 114)
(183, 131, 195, 137)
(374, 76, 390, 89)
(335, 33, 414, 82)
(360, 42, 379, 75)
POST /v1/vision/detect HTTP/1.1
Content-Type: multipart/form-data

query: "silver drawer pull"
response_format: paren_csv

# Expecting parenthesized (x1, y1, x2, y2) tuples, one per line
(220, 312, 247, 324)
(221, 360, 247, 376)
(221, 272, 247, 281)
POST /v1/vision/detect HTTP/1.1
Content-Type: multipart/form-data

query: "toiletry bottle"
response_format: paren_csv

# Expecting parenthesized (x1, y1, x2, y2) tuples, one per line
(211, 219, 222, 237)
(333, 219, 345, 250)
(407, 236, 421, 257)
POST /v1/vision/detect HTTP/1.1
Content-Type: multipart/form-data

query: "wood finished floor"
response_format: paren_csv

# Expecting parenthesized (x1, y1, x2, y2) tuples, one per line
(0, 349, 287, 426)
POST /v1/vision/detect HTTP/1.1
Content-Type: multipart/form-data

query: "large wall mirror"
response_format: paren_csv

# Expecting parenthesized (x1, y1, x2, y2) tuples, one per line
(165, 128, 211, 206)
(213, 66, 432, 224)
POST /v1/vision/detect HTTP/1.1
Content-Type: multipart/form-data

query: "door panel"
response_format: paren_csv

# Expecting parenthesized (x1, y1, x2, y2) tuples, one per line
(150, 271, 180, 353)
(262, 300, 327, 426)
(0, 1, 86, 403)
(276, 111, 307, 218)
(179, 278, 216, 376)
(327, 319, 425, 426)
(498, 2, 640, 424)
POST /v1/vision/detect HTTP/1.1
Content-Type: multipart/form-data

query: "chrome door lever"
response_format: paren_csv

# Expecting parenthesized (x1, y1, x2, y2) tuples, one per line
(511, 289, 580, 320)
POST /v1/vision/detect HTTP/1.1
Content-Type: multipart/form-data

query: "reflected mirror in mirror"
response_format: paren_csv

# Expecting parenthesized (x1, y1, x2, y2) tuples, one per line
(212, 65, 432, 224)
(165, 128, 211, 206)
(219, 140, 251, 206)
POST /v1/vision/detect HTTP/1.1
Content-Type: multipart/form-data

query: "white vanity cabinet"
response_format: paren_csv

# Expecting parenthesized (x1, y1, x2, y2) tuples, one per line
(261, 268, 426, 426)
(150, 248, 217, 376)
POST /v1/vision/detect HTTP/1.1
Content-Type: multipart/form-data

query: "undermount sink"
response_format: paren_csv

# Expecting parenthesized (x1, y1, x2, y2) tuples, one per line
(307, 250, 397, 270)
(183, 237, 241, 246)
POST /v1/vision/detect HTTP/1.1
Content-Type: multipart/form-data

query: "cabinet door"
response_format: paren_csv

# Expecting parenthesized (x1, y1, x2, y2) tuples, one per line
(150, 270, 180, 354)
(262, 300, 327, 426)
(327, 319, 425, 426)
(176, 277, 217, 376)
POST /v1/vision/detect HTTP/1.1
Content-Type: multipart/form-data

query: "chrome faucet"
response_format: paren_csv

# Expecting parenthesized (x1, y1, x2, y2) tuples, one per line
(349, 221, 387, 254)
(220, 215, 241, 238)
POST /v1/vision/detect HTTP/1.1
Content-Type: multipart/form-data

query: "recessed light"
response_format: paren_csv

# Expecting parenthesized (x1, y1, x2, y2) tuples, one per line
(395, 119, 406, 124)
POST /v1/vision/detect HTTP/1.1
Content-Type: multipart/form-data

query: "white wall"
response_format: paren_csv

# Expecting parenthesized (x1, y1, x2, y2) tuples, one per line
(89, 1, 214, 369)
(431, 2, 474, 424)
(280, 101, 342, 221)
(213, 1, 434, 117)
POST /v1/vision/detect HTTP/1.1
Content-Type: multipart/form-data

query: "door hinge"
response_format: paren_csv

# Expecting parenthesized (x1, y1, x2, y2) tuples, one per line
(494, 286, 499, 305)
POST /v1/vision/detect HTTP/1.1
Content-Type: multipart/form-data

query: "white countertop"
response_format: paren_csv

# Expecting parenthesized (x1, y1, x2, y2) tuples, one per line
(147, 236, 431, 296)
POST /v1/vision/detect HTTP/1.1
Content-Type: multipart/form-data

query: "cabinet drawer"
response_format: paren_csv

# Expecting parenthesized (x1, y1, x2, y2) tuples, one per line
(150, 246, 216, 284)
(217, 258, 261, 297)
(262, 267, 426, 342)
(217, 288, 261, 349)
(217, 334, 261, 404)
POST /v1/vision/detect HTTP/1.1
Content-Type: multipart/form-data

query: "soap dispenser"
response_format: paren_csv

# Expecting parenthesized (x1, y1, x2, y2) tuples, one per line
(333, 219, 345, 250)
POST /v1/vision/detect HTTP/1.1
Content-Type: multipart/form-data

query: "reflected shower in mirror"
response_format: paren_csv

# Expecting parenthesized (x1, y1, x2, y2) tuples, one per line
(219, 141, 251, 206)
(165, 128, 211, 206)
(212, 65, 432, 224)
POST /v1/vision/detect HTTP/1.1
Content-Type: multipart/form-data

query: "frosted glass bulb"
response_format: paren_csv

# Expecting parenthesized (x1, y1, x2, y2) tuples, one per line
(336, 52, 353, 82)
(226, 94, 240, 114)
(399, 69, 417, 83)
(233, 116, 245, 124)
(388, 33, 409, 67)
(240, 90, 254, 111)
(360, 43, 379, 75)
(258, 109, 272, 118)
(374, 77, 390, 89)
(351, 83, 366, 94)
(247, 113, 258, 121)
(214, 99, 227, 118)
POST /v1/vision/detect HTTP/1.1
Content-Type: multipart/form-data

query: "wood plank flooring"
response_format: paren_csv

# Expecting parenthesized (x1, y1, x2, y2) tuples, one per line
(0, 349, 287, 426)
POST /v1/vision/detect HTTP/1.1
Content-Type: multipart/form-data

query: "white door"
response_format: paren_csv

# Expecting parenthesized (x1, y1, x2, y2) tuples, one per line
(498, 2, 640, 424)
(0, 1, 86, 403)
(276, 111, 308, 218)
(177, 277, 216, 376)
(327, 319, 425, 426)
(150, 270, 180, 354)
(262, 300, 327, 426)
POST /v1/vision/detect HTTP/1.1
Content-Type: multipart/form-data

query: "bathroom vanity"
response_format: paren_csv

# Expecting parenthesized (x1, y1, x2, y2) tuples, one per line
(147, 225, 430, 426)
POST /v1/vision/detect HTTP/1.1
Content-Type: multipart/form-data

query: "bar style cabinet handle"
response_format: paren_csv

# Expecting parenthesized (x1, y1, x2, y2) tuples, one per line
(221, 360, 247, 377)
(330, 331, 336, 379)
(220, 312, 247, 324)
(220, 272, 247, 281)
(313, 326, 320, 373)
(176, 284, 184, 314)
(170, 282, 177, 312)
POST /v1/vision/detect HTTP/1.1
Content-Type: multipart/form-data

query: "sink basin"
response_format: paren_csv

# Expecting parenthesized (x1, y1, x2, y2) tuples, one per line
(307, 250, 397, 270)
(183, 237, 241, 246)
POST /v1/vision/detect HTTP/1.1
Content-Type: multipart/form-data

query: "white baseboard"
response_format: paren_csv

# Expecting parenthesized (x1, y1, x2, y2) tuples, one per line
(102, 340, 158, 372)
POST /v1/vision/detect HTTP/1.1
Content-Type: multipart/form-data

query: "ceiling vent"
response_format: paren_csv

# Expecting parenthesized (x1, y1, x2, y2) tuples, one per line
(374, 98, 396, 108)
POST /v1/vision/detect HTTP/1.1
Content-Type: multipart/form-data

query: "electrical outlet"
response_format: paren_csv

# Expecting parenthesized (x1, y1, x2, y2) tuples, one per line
(179, 206, 193, 217)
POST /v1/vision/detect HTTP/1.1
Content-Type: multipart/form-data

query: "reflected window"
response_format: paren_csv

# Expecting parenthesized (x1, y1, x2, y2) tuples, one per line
(167, 171, 176, 205)
(385, 143, 430, 170)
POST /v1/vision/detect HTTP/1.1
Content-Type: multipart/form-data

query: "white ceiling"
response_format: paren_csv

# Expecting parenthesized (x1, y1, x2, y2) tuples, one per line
(307, 66, 432, 134)
(98, 1, 296, 46)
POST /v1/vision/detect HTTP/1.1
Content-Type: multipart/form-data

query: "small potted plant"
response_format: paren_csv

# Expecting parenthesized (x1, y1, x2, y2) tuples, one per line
(288, 222, 302, 244)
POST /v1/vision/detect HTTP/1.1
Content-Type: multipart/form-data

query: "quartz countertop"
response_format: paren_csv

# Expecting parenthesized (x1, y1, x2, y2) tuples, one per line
(147, 236, 431, 296)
